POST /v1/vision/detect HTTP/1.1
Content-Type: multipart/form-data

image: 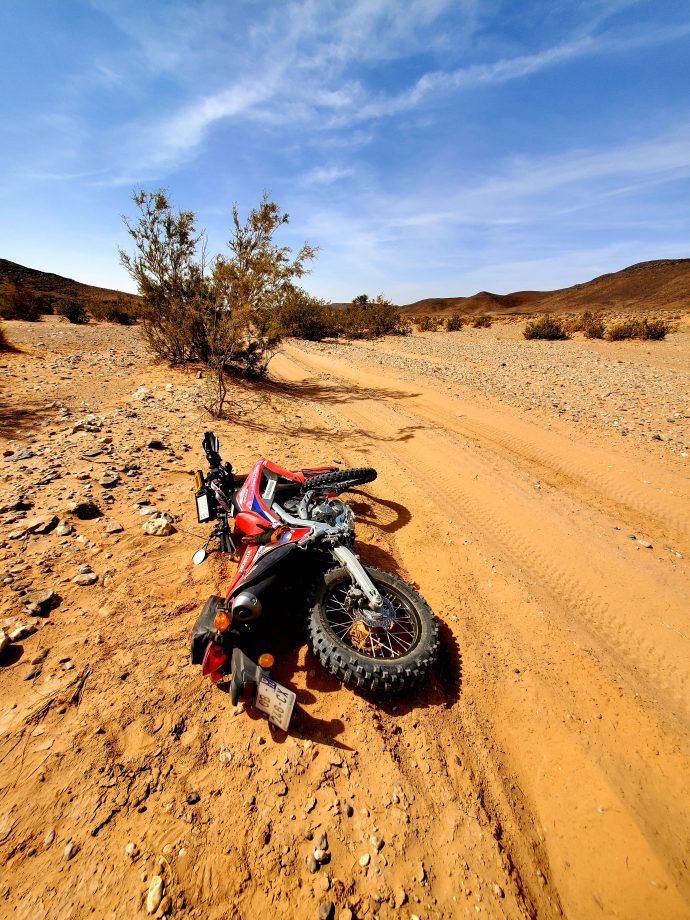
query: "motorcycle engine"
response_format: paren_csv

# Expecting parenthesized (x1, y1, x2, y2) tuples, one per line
(312, 499, 354, 532)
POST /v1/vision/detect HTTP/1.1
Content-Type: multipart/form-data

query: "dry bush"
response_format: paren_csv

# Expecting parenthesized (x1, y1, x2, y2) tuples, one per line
(523, 314, 568, 340)
(90, 296, 137, 325)
(279, 289, 339, 340)
(581, 311, 605, 339)
(341, 295, 410, 339)
(0, 320, 8, 350)
(56, 298, 88, 324)
(606, 317, 669, 341)
(0, 280, 40, 321)
(416, 315, 438, 332)
(445, 312, 464, 331)
(473, 314, 492, 328)
(120, 190, 317, 415)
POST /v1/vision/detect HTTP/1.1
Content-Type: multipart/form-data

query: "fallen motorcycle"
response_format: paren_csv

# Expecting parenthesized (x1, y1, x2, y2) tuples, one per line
(190, 431, 439, 729)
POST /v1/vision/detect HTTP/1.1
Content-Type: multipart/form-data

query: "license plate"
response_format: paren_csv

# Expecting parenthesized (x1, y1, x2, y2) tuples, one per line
(254, 675, 296, 732)
(196, 492, 211, 522)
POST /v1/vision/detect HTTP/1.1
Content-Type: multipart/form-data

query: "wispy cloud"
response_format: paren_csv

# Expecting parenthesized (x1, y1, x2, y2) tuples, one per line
(107, 12, 690, 176)
(301, 165, 355, 186)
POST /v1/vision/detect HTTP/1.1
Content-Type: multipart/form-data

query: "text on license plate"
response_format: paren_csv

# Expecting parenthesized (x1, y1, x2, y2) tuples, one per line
(254, 676, 296, 732)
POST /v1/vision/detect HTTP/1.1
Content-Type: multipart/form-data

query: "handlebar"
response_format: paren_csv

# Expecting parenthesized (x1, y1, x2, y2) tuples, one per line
(202, 430, 225, 470)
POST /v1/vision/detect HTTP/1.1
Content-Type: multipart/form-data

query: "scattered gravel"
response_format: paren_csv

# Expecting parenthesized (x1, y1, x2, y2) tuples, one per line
(294, 328, 689, 454)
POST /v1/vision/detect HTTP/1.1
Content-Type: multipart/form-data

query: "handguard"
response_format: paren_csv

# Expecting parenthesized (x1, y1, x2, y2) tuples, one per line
(242, 524, 289, 546)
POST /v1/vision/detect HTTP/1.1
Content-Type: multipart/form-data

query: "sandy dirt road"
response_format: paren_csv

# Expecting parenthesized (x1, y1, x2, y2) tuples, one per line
(269, 336, 690, 919)
(1, 320, 689, 920)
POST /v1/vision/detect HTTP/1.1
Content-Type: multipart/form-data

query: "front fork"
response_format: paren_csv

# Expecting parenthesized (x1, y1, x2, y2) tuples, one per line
(331, 545, 384, 611)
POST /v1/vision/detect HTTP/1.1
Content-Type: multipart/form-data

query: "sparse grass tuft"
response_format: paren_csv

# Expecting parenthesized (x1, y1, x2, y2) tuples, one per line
(523, 314, 568, 340)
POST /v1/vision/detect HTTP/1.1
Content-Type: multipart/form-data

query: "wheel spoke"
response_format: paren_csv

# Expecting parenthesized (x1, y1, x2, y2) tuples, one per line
(321, 576, 420, 660)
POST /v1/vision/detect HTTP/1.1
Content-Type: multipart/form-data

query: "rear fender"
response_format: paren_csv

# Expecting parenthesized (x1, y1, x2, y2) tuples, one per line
(230, 648, 263, 705)
(190, 595, 224, 665)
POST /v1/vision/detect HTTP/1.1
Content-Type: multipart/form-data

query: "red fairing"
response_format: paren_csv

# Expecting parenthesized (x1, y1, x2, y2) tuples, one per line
(235, 511, 271, 535)
(263, 459, 307, 482)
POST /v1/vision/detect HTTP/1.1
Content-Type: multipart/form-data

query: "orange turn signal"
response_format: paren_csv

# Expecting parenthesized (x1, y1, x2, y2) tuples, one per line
(258, 653, 274, 669)
(214, 610, 231, 631)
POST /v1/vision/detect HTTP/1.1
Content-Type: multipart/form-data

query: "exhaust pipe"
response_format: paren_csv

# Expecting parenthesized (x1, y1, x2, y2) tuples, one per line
(231, 591, 262, 622)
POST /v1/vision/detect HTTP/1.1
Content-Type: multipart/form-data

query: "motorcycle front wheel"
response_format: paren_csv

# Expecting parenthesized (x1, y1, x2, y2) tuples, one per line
(307, 566, 439, 693)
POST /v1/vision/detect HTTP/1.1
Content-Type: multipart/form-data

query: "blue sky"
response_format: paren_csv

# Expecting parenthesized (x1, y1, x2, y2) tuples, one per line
(0, 0, 688, 303)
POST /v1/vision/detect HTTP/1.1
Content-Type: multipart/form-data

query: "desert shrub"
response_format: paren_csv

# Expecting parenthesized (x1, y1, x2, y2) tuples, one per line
(57, 297, 88, 324)
(0, 280, 40, 321)
(121, 190, 317, 414)
(0, 320, 8, 350)
(416, 315, 438, 332)
(606, 317, 669, 341)
(580, 311, 605, 339)
(565, 310, 604, 337)
(473, 314, 492, 328)
(445, 313, 464, 331)
(606, 320, 637, 341)
(341, 294, 410, 339)
(642, 318, 670, 340)
(279, 289, 340, 340)
(120, 191, 212, 363)
(523, 314, 568, 340)
(90, 296, 137, 325)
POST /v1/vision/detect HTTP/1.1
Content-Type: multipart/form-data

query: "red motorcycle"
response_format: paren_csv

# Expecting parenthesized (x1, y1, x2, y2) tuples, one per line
(190, 432, 438, 728)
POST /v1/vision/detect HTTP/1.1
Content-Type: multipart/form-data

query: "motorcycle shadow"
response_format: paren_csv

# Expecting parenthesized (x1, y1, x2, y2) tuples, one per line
(229, 613, 355, 751)
(348, 494, 412, 536)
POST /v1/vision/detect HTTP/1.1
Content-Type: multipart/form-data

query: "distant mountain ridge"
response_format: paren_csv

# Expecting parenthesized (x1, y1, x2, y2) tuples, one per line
(2, 256, 688, 319)
(0, 258, 138, 313)
(400, 259, 690, 317)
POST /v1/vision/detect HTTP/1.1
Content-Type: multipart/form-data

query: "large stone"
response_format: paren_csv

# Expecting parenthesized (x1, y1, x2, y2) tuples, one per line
(63, 840, 79, 861)
(0, 629, 8, 655)
(142, 514, 174, 537)
(72, 573, 98, 586)
(24, 514, 58, 535)
(5, 449, 34, 462)
(99, 472, 119, 488)
(146, 876, 164, 914)
(105, 521, 124, 534)
(67, 501, 102, 520)
(8, 623, 36, 641)
(21, 589, 57, 615)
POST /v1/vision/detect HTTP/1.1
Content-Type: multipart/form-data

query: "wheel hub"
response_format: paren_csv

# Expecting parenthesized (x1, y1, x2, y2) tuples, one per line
(345, 588, 396, 629)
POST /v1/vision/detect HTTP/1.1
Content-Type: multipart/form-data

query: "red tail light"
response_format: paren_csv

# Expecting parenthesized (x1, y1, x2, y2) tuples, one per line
(202, 642, 227, 677)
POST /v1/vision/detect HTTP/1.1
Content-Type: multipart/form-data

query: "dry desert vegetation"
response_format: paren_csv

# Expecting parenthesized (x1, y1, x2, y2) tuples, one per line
(1, 314, 689, 920)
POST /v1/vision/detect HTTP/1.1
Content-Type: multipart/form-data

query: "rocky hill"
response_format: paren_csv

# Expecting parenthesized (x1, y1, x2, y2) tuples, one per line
(0, 258, 139, 316)
(401, 258, 690, 317)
